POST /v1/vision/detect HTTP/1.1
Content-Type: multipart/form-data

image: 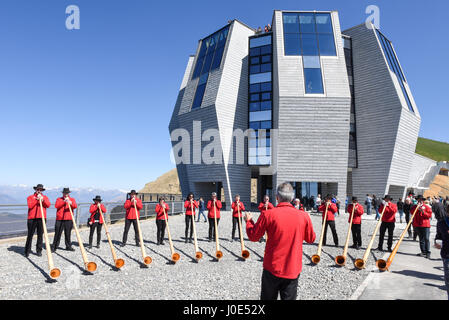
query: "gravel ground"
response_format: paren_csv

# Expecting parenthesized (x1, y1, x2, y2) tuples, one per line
(0, 211, 406, 300)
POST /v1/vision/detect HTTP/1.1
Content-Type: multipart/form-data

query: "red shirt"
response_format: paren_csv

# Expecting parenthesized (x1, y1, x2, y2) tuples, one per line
(88, 204, 106, 224)
(258, 202, 274, 213)
(246, 203, 316, 279)
(412, 204, 432, 228)
(346, 203, 364, 225)
(155, 203, 170, 220)
(124, 198, 143, 220)
(184, 200, 198, 216)
(27, 193, 51, 219)
(380, 202, 397, 223)
(231, 201, 245, 217)
(318, 203, 338, 221)
(55, 197, 78, 221)
(207, 200, 222, 219)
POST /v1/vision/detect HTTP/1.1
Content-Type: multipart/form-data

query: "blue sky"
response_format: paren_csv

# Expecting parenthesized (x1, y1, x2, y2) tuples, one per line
(0, 0, 447, 190)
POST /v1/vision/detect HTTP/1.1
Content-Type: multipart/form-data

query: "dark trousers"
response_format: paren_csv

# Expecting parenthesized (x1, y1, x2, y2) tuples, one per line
(156, 219, 166, 243)
(185, 215, 193, 239)
(323, 220, 338, 246)
(53, 220, 73, 249)
(231, 216, 242, 240)
(208, 217, 220, 240)
(415, 227, 430, 254)
(261, 269, 299, 300)
(443, 258, 449, 300)
(405, 212, 413, 237)
(378, 222, 395, 250)
(351, 224, 362, 247)
(123, 219, 139, 244)
(88, 222, 102, 246)
(25, 219, 44, 254)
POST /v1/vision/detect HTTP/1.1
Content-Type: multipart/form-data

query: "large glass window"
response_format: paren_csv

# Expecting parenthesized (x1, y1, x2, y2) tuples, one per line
(304, 68, 324, 94)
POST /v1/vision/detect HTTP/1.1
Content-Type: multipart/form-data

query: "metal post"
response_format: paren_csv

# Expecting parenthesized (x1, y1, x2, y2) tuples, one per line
(75, 207, 80, 228)
(171, 201, 174, 216)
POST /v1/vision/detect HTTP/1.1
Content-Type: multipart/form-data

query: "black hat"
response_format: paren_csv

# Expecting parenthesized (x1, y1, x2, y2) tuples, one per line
(352, 197, 358, 201)
(33, 184, 46, 191)
(383, 195, 392, 201)
(417, 195, 424, 201)
(130, 190, 138, 195)
(62, 187, 71, 194)
(93, 195, 102, 202)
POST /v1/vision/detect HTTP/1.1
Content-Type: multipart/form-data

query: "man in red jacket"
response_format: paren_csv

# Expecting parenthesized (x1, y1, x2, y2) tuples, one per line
(258, 195, 274, 243)
(412, 195, 433, 259)
(231, 194, 245, 242)
(25, 184, 51, 257)
(184, 193, 198, 243)
(377, 195, 397, 252)
(155, 197, 170, 245)
(318, 195, 339, 247)
(207, 192, 222, 242)
(346, 197, 364, 249)
(245, 182, 316, 300)
(88, 195, 106, 249)
(52, 187, 77, 252)
(122, 190, 143, 247)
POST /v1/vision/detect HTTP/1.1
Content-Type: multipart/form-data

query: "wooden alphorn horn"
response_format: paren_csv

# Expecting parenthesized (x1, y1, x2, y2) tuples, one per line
(376, 204, 421, 271)
(39, 198, 61, 279)
(311, 202, 330, 264)
(162, 204, 180, 263)
(354, 204, 388, 270)
(335, 203, 356, 266)
(67, 203, 97, 272)
(213, 200, 223, 260)
(190, 201, 202, 261)
(133, 201, 152, 266)
(97, 205, 124, 269)
(237, 201, 250, 259)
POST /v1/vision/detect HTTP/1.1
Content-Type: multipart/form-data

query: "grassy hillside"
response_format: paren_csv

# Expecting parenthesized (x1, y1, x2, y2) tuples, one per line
(416, 137, 449, 162)
(139, 168, 181, 194)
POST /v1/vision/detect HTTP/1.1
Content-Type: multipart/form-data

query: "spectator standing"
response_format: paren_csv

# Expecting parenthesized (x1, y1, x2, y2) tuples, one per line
(436, 206, 449, 300)
(403, 198, 413, 238)
(365, 194, 372, 215)
(397, 198, 405, 223)
(197, 197, 207, 223)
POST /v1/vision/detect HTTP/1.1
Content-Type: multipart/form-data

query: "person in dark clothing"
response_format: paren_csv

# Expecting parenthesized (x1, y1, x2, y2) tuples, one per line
(397, 198, 404, 223)
(403, 198, 413, 238)
(436, 206, 449, 299)
(433, 199, 446, 246)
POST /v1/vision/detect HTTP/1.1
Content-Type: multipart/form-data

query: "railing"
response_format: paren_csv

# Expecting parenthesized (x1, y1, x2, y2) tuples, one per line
(0, 201, 185, 239)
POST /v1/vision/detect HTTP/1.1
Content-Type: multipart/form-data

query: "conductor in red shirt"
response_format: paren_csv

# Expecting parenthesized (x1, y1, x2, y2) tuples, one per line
(412, 195, 433, 259)
(245, 182, 316, 300)
(346, 197, 364, 249)
(122, 190, 143, 247)
(377, 195, 398, 252)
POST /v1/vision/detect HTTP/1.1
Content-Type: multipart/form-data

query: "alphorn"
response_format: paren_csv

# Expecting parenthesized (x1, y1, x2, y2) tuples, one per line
(67, 203, 97, 272)
(162, 204, 180, 263)
(97, 205, 124, 269)
(133, 201, 152, 266)
(376, 204, 421, 271)
(335, 204, 356, 266)
(311, 202, 330, 264)
(190, 201, 203, 261)
(39, 199, 61, 279)
(237, 201, 250, 259)
(354, 204, 388, 270)
(213, 200, 223, 260)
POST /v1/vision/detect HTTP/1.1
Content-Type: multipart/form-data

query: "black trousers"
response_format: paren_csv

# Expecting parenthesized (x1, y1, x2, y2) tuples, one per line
(156, 219, 166, 243)
(378, 222, 395, 250)
(261, 269, 299, 300)
(404, 212, 413, 237)
(88, 222, 102, 246)
(53, 220, 73, 249)
(231, 216, 242, 240)
(208, 217, 220, 240)
(351, 224, 362, 247)
(323, 220, 338, 246)
(25, 219, 44, 254)
(123, 219, 139, 244)
(185, 215, 193, 239)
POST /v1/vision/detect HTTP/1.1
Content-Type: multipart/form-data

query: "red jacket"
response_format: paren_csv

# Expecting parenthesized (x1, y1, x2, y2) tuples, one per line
(258, 202, 274, 213)
(412, 204, 432, 228)
(207, 200, 222, 219)
(380, 202, 397, 223)
(27, 193, 51, 219)
(346, 203, 364, 225)
(155, 203, 170, 220)
(184, 200, 198, 216)
(246, 202, 316, 279)
(318, 203, 338, 221)
(55, 197, 78, 221)
(124, 198, 143, 220)
(89, 204, 106, 224)
(231, 201, 245, 218)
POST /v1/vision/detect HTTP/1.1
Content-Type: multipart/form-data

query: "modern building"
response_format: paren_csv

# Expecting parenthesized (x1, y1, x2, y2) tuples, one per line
(169, 10, 425, 207)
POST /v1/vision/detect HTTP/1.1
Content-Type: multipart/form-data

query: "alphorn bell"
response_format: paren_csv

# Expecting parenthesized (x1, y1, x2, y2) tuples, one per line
(335, 203, 356, 266)
(190, 201, 202, 261)
(162, 204, 180, 263)
(67, 203, 97, 272)
(237, 201, 250, 259)
(376, 204, 421, 271)
(133, 201, 152, 266)
(213, 200, 223, 260)
(97, 205, 124, 269)
(39, 198, 61, 279)
(354, 204, 388, 270)
(311, 202, 330, 264)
